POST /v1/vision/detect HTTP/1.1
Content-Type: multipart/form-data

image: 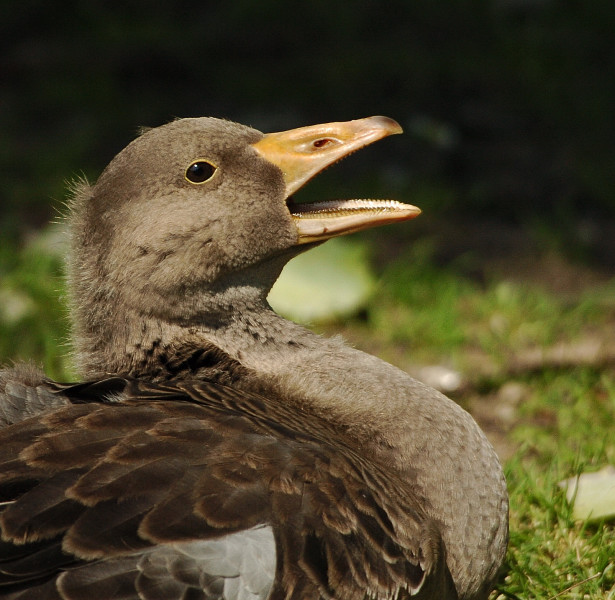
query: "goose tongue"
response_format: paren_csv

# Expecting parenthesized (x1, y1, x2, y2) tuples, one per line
(251, 116, 421, 243)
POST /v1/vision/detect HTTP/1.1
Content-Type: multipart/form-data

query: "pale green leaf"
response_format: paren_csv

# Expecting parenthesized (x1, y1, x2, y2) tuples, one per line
(560, 465, 615, 522)
(268, 238, 375, 324)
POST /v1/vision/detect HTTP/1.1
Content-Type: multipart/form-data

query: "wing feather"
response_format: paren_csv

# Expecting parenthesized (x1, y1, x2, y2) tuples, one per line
(0, 371, 445, 599)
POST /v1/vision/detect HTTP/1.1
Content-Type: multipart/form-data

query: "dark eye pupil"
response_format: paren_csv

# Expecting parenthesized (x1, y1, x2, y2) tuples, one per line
(186, 161, 216, 183)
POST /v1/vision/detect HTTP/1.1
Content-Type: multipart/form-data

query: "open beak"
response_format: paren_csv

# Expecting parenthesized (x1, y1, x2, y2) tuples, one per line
(251, 116, 421, 244)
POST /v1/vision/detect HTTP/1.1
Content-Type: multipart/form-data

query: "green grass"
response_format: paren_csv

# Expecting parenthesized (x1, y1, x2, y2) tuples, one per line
(1, 230, 614, 598)
(498, 370, 615, 599)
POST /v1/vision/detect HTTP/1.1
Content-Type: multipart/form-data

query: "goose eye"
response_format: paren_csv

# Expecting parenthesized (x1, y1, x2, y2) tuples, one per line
(185, 161, 217, 184)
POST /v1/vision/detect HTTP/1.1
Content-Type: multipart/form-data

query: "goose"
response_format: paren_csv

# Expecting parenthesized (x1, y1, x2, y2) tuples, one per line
(0, 116, 508, 600)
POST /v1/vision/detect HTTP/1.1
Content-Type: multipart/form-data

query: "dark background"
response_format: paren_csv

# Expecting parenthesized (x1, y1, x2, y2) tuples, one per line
(2, 0, 614, 263)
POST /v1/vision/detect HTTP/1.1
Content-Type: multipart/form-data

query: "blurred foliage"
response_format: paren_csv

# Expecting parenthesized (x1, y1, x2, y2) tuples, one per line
(0, 227, 71, 379)
(1, 0, 614, 246)
(365, 238, 615, 368)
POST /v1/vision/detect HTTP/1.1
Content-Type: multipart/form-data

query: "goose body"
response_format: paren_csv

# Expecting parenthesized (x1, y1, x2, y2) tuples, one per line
(0, 116, 508, 600)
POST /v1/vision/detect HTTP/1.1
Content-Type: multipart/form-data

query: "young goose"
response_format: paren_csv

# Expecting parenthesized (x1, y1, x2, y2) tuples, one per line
(0, 116, 508, 600)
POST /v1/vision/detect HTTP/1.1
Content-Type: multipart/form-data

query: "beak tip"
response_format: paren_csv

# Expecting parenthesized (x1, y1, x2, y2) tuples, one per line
(370, 116, 403, 135)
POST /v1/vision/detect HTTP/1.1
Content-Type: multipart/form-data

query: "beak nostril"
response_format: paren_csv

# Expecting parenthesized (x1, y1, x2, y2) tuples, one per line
(312, 138, 336, 149)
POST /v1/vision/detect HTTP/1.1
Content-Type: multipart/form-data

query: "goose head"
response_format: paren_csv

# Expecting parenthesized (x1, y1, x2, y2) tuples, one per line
(68, 116, 419, 373)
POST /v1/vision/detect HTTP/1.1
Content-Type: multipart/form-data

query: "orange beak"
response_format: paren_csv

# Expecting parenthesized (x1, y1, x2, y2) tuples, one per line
(251, 116, 420, 244)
